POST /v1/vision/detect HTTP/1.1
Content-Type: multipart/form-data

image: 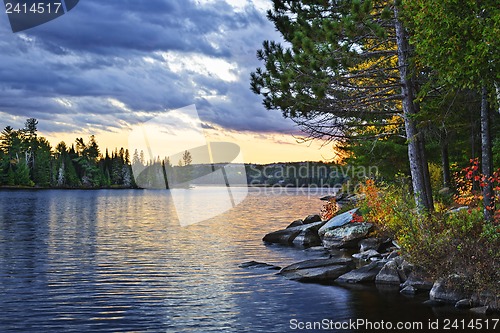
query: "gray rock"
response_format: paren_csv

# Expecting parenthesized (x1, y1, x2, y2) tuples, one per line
(470, 306, 493, 315)
(455, 299, 472, 309)
(339, 194, 365, 205)
(430, 276, 472, 304)
(239, 261, 281, 270)
(471, 291, 500, 312)
(378, 238, 396, 253)
(292, 228, 322, 248)
(396, 259, 413, 282)
(318, 208, 360, 238)
(286, 219, 303, 228)
(376, 260, 401, 285)
(336, 260, 386, 283)
(400, 286, 417, 295)
(303, 214, 322, 224)
(322, 222, 373, 249)
(320, 194, 337, 201)
(387, 251, 400, 260)
(402, 268, 434, 291)
(359, 238, 382, 252)
(305, 246, 329, 252)
(423, 299, 444, 307)
(352, 249, 380, 261)
(263, 221, 324, 245)
(279, 257, 355, 282)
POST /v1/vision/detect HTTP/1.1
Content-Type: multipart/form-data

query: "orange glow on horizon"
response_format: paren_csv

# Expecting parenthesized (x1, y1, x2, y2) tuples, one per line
(41, 127, 338, 164)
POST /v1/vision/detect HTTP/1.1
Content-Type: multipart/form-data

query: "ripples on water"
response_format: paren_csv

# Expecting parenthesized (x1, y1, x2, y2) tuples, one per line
(0, 189, 492, 332)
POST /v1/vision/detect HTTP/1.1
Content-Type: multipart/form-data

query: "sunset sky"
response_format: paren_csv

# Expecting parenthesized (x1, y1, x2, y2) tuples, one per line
(0, 0, 335, 163)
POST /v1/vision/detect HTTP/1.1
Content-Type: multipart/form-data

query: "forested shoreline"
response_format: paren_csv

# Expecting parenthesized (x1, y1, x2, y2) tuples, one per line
(250, 0, 499, 300)
(0, 118, 136, 189)
(1, 118, 351, 189)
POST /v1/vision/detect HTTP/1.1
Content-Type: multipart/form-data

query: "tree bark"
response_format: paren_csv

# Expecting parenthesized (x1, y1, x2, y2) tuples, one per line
(480, 85, 494, 220)
(419, 133, 434, 209)
(394, 3, 433, 212)
(440, 133, 451, 188)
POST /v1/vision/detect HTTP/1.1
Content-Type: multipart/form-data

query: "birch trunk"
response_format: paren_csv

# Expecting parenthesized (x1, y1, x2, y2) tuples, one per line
(394, 3, 433, 212)
(481, 85, 494, 220)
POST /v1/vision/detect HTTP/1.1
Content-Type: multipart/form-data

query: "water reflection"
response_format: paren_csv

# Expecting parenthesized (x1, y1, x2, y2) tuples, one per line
(0, 189, 491, 333)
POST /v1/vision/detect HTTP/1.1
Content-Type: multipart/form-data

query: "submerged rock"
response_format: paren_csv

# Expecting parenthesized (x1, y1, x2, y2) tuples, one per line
(322, 222, 373, 249)
(239, 261, 281, 270)
(279, 257, 355, 282)
(336, 260, 387, 284)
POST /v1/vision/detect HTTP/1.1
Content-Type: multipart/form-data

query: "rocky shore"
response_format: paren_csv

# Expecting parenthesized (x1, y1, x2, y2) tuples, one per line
(242, 200, 499, 315)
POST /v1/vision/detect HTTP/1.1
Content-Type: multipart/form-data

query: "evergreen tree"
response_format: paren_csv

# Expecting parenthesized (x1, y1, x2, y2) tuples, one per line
(405, 0, 499, 217)
(251, 0, 433, 210)
(32, 137, 52, 186)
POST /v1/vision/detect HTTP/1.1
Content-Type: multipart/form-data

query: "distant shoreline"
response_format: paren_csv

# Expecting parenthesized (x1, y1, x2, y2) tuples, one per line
(0, 185, 140, 191)
(0, 184, 336, 191)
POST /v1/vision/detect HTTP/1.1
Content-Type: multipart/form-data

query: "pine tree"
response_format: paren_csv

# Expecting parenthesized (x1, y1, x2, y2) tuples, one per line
(251, 0, 433, 210)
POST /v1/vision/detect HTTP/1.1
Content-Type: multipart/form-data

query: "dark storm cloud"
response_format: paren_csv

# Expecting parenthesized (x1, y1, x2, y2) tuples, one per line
(29, 0, 263, 56)
(0, 0, 290, 135)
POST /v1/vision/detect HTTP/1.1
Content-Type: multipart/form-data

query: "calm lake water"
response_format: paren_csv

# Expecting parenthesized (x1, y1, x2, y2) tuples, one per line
(0, 188, 494, 332)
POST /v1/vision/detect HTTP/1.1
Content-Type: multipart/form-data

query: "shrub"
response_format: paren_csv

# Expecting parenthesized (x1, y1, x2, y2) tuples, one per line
(358, 175, 500, 294)
(358, 179, 415, 238)
(320, 199, 338, 221)
(454, 158, 500, 224)
(401, 208, 500, 294)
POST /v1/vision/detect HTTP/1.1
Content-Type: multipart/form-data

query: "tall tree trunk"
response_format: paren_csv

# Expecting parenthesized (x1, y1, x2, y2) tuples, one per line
(419, 134, 434, 209)
(480, 85, 494, 220)
(394, 3, 433, 212)
(440, 132, 451, 188)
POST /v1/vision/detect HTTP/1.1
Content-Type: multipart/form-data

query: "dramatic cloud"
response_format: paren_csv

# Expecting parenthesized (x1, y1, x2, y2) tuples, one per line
(0, 0, 295, 135)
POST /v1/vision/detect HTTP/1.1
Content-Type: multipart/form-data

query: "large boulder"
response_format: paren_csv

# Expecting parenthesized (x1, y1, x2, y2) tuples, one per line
(263, 221, 324, 246)
(429, 276, 472, 304)
(336, 260, 387, 283)
(322, 222, 373, 249)
(292, 228, 322, 247)
(375, 260, 402, 285)
(279, 257, 355, 282)
(318, 208, 359, 238)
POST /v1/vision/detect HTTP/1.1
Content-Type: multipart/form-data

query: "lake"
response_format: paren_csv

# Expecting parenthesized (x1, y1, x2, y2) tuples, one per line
(0, 188, 493, 332)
